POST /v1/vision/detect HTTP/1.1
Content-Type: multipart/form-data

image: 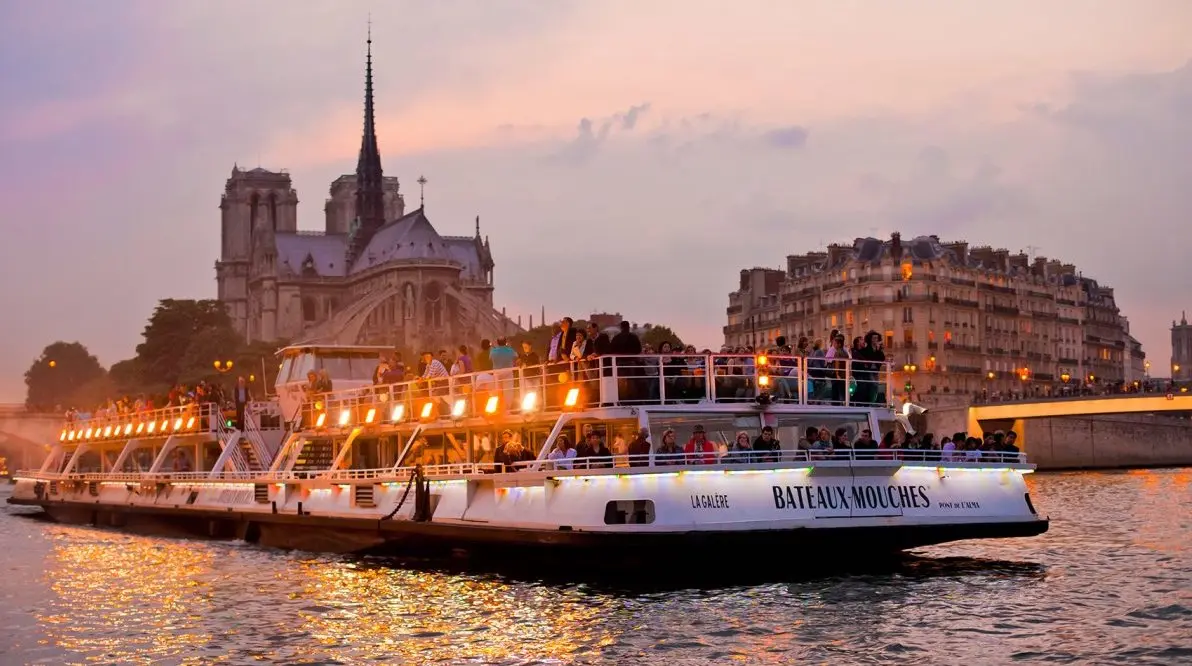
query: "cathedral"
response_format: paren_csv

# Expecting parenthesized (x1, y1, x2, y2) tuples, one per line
(214, 37, 522, 353)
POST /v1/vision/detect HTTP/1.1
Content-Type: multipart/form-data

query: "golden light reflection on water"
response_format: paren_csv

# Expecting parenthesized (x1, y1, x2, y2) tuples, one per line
(282, 558, 618, 662)
(35, 525, 619, 663)
(40, 527, 217, 664)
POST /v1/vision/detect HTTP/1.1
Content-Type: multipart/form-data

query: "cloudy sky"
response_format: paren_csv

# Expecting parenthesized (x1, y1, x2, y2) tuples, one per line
(1, 1, 1189, 401)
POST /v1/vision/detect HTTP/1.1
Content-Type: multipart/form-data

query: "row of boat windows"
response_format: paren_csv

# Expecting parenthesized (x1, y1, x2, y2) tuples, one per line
(279, 353, 377, 386)
(396, 413, 873, 469)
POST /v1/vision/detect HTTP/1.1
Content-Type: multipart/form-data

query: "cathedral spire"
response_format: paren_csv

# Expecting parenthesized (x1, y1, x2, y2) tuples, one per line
(347, 23, 387, 266)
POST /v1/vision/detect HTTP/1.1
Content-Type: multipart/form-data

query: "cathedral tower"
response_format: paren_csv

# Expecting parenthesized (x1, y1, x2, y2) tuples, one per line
(345, 31, 388, 265)
(216, 166, 297, 339)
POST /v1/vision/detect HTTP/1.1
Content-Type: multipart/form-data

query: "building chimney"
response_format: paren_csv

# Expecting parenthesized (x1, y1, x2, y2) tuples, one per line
(891, 232, 903, 261)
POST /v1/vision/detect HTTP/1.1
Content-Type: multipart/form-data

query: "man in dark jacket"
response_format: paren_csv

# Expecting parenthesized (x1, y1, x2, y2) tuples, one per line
(611, 321, 643, 401)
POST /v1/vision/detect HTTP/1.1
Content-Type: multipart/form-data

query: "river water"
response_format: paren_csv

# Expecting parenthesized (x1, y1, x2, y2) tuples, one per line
(1, 470, 1189, 665)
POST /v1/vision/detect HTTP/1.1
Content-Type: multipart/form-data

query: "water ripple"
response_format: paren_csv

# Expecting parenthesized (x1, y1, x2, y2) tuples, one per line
(1, 469, 1190, 664)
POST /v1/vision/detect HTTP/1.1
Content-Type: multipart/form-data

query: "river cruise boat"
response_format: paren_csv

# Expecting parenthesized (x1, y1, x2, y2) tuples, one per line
(9, 347, 1047, 560)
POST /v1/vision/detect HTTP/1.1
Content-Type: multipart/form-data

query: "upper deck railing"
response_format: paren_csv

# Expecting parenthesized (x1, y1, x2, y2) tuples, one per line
(59, 403, 225, 445)
(13, 446, 1028, 485)
(300, 353, 895, 432)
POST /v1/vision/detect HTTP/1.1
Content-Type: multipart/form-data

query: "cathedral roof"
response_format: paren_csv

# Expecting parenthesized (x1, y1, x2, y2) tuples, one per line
(275, 232, 348, 277)
(348, 209, 483, 279)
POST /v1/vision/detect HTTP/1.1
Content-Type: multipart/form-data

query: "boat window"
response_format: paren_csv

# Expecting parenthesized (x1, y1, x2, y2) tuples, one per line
(605, 500, 655, 525)
(318, 352, 376, 382)
(277, 356, 294, 385)
(291, 353, 316, 383)
(765, 412, 872, 452)
(646, 413, 762, 451)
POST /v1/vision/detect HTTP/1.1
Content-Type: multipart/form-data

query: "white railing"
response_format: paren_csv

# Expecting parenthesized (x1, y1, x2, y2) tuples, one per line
(59, 403, 222, 444)
(11, 448, 1028, 486)
(299, 353, 897, 433)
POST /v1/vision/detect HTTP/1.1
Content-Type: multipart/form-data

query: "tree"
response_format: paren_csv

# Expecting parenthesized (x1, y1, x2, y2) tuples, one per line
(136, 299, 239, 386)
(640, 324, 684, 350)
(178, 325, 246, 385)
(24, 341, 106, 411)
(108, 358, 143, 394)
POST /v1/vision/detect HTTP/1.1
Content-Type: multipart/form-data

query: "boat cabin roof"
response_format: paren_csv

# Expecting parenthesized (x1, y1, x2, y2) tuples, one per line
(275, 344, 395, 358)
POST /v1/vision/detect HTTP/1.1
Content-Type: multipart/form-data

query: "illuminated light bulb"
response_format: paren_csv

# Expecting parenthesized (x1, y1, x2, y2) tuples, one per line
(451, 399, 467, 418)
(364, 408, 376, 424)
(315, 412, 326, 427)
(420, 401, 435, 420)
(564, 387, 580, 408)
(521, 392, 538, 412)
(484, 395, 499, 414)
(338, 409, 351, 426)
(390, 404, 405, 422)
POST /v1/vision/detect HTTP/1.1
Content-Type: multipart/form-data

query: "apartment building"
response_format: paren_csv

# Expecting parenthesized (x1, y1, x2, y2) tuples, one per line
(724, 233, 1140, 397)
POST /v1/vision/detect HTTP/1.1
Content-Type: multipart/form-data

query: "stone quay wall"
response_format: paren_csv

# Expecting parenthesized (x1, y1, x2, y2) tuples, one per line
(921, 400, 1192, 471)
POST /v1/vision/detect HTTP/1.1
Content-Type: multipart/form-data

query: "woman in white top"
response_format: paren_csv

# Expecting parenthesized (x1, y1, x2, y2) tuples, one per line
(547, 434, 577, 470)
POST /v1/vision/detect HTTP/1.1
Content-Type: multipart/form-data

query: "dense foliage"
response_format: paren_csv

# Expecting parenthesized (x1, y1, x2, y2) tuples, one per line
(23, 341, 107, 411)
(26, 299, 288, 410)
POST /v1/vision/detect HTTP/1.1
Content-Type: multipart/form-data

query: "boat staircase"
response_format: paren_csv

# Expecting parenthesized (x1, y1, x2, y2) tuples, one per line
(293, 440, 334, 473)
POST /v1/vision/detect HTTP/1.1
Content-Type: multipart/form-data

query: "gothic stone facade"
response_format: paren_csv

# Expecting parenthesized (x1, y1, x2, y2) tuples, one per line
(214, 167, 517, 352)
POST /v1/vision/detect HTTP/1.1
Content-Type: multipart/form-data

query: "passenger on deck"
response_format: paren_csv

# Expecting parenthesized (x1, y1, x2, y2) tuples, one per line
(576, 430, 612, 469)
(684, 424, 717, 464)
(655, 428, 684, 465)
(627, 428, 651, 466)
(753, 425, 781, 462)
(810, 427, 834, 460)
(494, 429, 535, 471)
(728, 431, 754, 463)
(547, 434, 577, 470)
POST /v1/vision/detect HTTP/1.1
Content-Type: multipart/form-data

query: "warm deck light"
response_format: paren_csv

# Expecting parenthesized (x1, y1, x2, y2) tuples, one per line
(338, 409, 351, 426)
(364, 407, 376, 424)
(563, 387, 580, 408)
(758, 374, 771, 388)
(59, 429, 66, 442)
(124, 423, 134, 435)
(756, 354, 768, 366)
(146, 422, 156, 434)
(185, 417, 195, 430)
(521, 392, 539, 413)
(484, 395, 499, 414)
(68, 430, 76, 441)
(160, 419, 169, 432)
(85, 427, 94, 439)
(315, 412, 327, 427)
(173, 418, 183, 431)
(451, 399, 467, 418)
(420, 401, 436, 420)
(390, 404, 405, 422)
(103, 426, 113, 438)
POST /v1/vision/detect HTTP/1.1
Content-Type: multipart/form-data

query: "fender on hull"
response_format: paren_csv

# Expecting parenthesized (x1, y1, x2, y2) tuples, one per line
(12, 497, 1049, 561)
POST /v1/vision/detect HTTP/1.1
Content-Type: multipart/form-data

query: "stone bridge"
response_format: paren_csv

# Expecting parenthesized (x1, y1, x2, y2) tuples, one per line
(0, 404, 60, 472)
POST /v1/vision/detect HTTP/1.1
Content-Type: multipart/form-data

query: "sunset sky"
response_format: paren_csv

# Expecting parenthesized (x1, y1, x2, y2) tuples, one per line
(1, 1, 1189, 401)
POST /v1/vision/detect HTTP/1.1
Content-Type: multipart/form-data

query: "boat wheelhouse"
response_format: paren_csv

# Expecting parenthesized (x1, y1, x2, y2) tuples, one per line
(9, 350, 1047, 561)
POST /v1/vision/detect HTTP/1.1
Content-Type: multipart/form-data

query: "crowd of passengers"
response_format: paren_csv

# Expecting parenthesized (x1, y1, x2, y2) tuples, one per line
(308, 318, 889, 407)
(64, 377, 257, 430)
(484, 421, 1023, 471)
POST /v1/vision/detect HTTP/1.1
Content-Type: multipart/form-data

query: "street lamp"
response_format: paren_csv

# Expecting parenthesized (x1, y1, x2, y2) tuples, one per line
(47, 360, 57, 368)
(1060, 372, 1070, 384)
(986, 371, 995, 380)
(214, 359, 234, 374)
(1088, 373, 1095, 383)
